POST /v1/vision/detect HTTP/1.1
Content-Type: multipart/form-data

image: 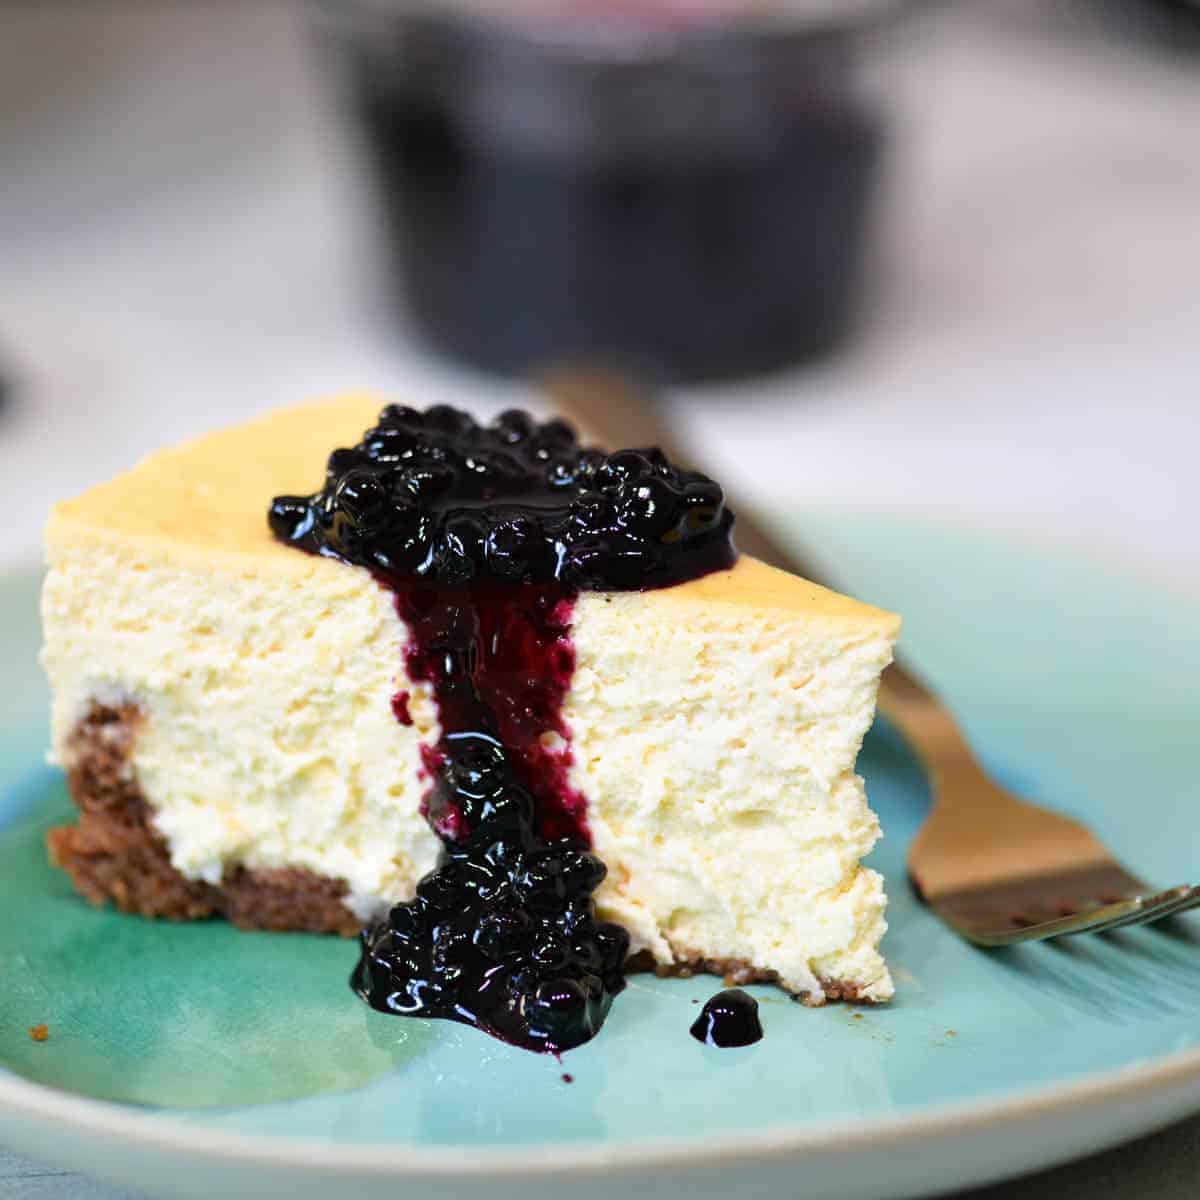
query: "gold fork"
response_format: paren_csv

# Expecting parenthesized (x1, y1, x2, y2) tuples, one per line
(544, 366, 1199, 947)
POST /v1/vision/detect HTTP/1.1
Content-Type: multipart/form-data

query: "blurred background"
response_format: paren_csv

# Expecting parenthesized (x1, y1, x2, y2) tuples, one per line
(0, 0, 1197, 583)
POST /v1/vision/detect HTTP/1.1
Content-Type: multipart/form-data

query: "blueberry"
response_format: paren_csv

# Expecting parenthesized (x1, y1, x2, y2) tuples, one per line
(596, 450, 650, 492)
(460, 454, 495, 487)
(571, 495, 618, 538)
(492, 409, 536, 445)
(572, 448, 606, 482)
(544, 458, 577, 490)
(525, 978, 589, 1038)
(484, 517, 542, 580)
(477, 788, 535, 835)
(478, 838, 520, 875)
(426, 404, 476, 435)
(363, 425, 417, 462)
(386, 471, 420, 508)
(435, 540, 478, 585)
(557, 897, 592, 936)
(328, 510, 366, 555)
(569, 937, 603, 973)
(411, 978, 455, 1010)
(267, 496, 313, 543)
(559, 851, 607, 898)
(431, 921, 471, 968)
(389, 903, 423, 940)
(681, 480, 725, 534)
(443, 515, 485, 561)
(326, 447, 371, 478)
(401, 463, 457, 500)
(446, 733, 506, 790)
(518, 848, 565, 890)
(579, 972, 604, 1000)
(379, 404, 424, 430)
(335, 470, 388, 525)
(594, 922, 631, 970)
(683, 479, 723, 510)
(416, 866, 463, 910)
(638, 446, 671, 474)
(370, 510, 431, 572)
(475, 909, 530, 960)
(530, 933, 569, 970)
(617, 477, 680, 538)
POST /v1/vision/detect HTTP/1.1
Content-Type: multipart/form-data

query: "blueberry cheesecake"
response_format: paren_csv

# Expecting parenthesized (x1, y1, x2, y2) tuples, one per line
(41, 397, 900, 1051)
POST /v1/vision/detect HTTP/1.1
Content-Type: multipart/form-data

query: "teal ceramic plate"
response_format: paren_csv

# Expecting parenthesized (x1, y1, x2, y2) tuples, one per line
(1, 513, 1198, 1200)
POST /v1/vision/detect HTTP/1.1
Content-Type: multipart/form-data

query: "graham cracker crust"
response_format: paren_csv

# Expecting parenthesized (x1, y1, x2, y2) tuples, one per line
(47, 703, 361, 935)
(626, 950, 879, 1006)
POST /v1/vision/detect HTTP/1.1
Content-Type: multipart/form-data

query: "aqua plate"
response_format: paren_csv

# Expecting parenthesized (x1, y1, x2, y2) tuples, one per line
(1, 513, 1198, 1200)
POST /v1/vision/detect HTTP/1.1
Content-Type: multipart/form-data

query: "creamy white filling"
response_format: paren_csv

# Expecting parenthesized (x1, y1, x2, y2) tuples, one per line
(567, 588, 895, 1001)
(43, 541, 893, 1000)
(42, 543, 443, 903)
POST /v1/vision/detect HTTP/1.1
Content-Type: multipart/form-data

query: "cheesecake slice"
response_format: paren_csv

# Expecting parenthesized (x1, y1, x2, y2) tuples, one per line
(42, 396, 899, 1034)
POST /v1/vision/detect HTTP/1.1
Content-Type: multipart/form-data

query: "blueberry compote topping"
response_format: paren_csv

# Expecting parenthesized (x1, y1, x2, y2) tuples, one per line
(690, 989, 763, 1048)
(269, 404, 736, 1053)
(268, 403, 734, 589)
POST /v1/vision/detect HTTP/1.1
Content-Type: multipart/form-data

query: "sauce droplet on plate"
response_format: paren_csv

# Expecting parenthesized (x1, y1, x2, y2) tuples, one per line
(689, 989, 762, 1048)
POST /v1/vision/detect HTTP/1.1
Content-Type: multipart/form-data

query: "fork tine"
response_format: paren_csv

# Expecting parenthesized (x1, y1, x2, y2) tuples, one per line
(985, 887, 1200, 945)
(1053, 902, 1147, 938)
(1093, 903, 1172, 934)
(972, 899, 1140, 945)
(1155, 888, 1200, 923)
(1095, 886, 1197, 934)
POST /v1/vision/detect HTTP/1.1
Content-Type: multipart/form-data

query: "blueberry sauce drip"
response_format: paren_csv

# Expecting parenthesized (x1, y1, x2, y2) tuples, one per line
(268, 403, 735, 590)
(269, 404, 737, 1053)
(690, 989, 763, 1048)
(397, 580, 588, 844)
(390, 690, 413, 726)
(352, 578, 631, 1053)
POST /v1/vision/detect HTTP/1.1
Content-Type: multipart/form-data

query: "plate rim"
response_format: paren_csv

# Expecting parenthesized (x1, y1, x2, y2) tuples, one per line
(2, 1044, 1199, 1176)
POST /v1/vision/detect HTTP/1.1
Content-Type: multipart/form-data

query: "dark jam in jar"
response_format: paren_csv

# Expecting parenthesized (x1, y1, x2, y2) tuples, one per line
(340, 7, 885, 382)
(270, 403, 736, 1052)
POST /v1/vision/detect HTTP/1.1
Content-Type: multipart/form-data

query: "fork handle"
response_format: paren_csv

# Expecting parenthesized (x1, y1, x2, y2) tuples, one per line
(538, 364, 965, 760)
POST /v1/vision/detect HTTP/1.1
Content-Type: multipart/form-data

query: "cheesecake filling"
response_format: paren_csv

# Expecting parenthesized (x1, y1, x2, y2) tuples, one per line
(269, 403, 736, 1052)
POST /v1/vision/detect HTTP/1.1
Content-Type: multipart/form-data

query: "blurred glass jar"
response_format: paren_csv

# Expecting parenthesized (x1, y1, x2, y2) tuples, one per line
(329, 1, 897, 383)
